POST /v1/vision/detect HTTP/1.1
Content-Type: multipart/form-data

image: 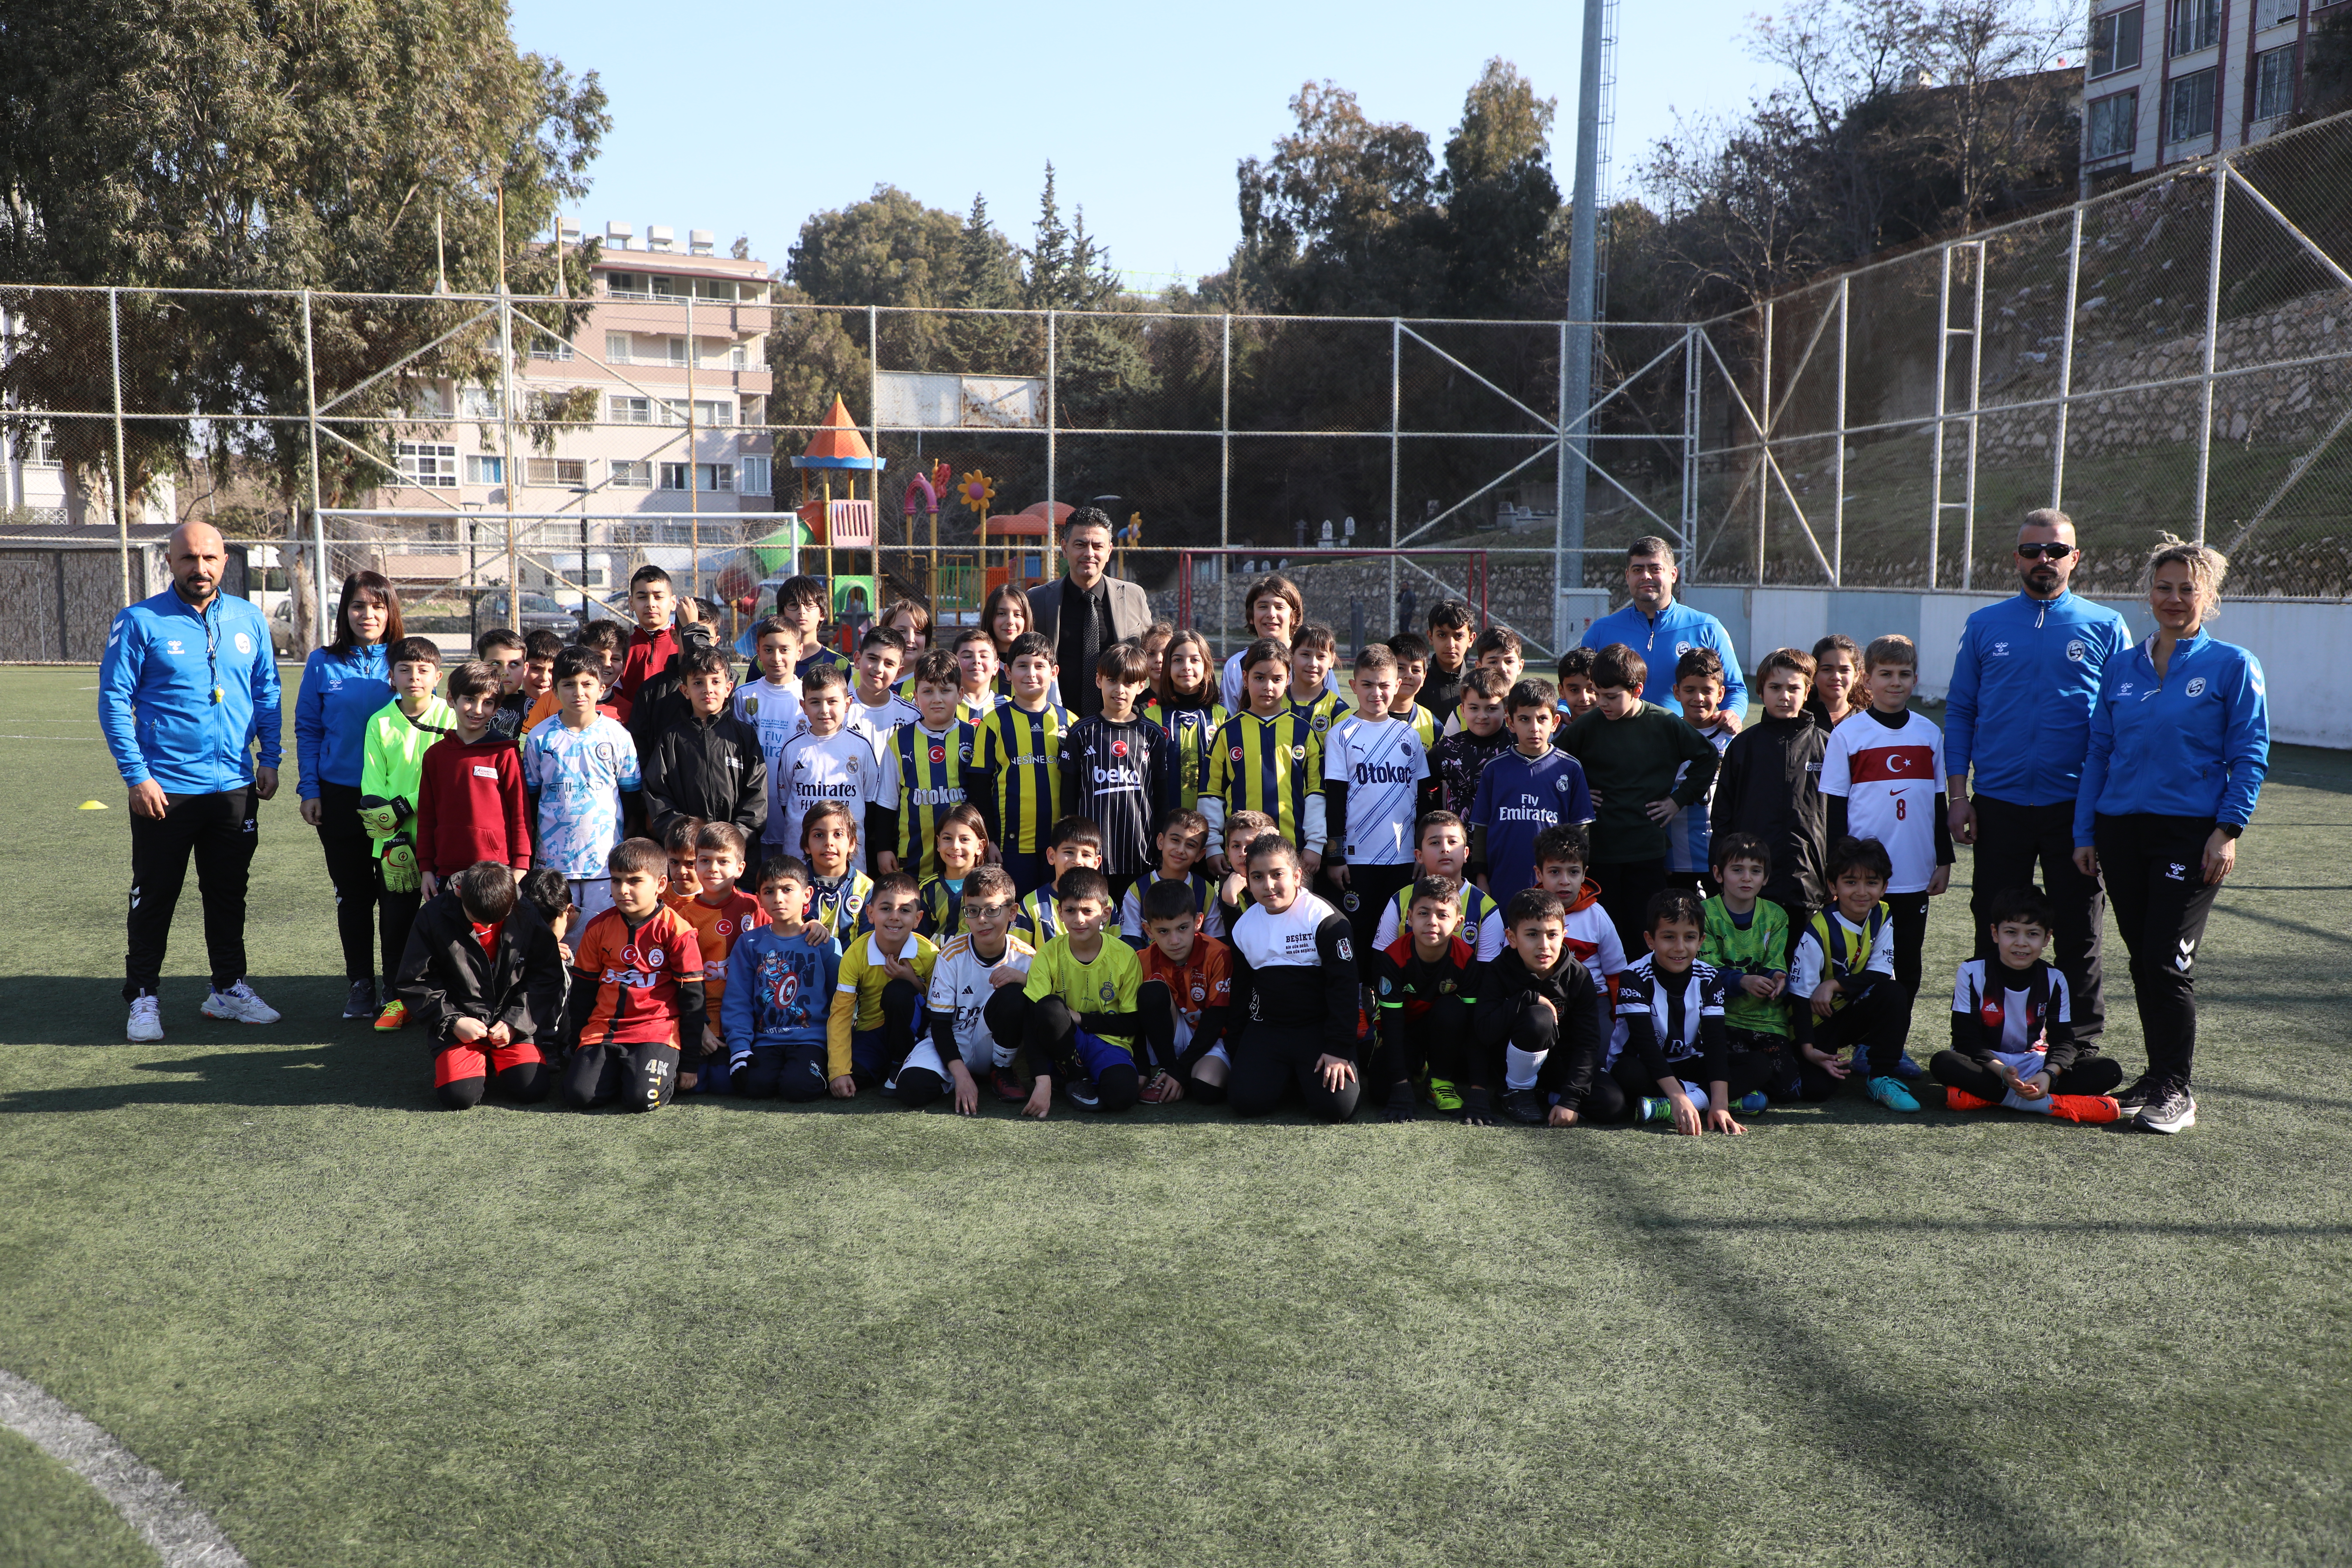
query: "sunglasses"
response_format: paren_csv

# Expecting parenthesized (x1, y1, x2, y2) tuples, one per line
(2016, 543, 2076, 561)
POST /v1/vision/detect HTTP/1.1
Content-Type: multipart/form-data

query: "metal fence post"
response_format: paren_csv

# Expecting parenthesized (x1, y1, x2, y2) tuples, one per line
(687, 292, 701, 600)
(1045, 309, 1057, 584)
(301, 291, 330, 648)
(1928, 247, 1951, 590)
(2053, 204, 2082, 509)
(1554, 317, 1570, 645)
(1218, 313, 1231, 648)
(1962, 241, 1985, 591)
(1680, 327, 1700, 563)
(1373, 320, 1392, 639)
(868, 302, 881, 594)
(498, 286, 519, 631)
(108, 288, 130, 606)
(2194, 158, 2228, 544)
(1834, 278, 1849, 588)
(1755, 300, 1771, 586)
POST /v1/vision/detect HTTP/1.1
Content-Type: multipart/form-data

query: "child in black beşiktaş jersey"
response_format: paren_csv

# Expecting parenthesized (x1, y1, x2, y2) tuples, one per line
(1476, 887, 1607, 1126)
(1612, 887, 1748, 1136)
(1224, 835, 1363, 1121)
(1932, 886, 2123, 1123)
(1372, 875, 1481, 1123)
(1058, 641, 1172, 910)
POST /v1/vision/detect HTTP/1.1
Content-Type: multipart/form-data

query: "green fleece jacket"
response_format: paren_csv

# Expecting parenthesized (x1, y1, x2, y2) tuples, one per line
(1558, 701, 1720, 863)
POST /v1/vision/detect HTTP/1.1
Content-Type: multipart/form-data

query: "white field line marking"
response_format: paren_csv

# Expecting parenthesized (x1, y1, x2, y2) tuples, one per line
(0, 1368, 248, 1566)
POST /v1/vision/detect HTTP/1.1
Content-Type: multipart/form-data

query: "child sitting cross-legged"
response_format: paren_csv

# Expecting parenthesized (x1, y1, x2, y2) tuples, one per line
(559, 838, 706, 1112)
(1790, 835, 1920, 1113)
(1018, 867, 1160, 1117)
(1476, 888, 1607, 1127)
(1135, 876, 1233, 1105)
(917, 803, 992, 941)
(1701, 832, 1799, 1104)
(395, 860, 566, 1110)
(1372, 876, 1482, 1124)
(904, 864, 1035, 1114)
(1615, 888, 1749, 1136)
(825, 872, 937, 1098)
(723, 855, 841, 1101)
(1932, 887, 2124, 1123)
(673, 821, 768, 1096)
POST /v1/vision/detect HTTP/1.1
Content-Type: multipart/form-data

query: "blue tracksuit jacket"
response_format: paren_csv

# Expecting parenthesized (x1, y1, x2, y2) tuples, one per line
(99, 588, 282, 794)
(294, 643, 393, 798)
(1943, 590, 2132, 808)
(2074, 631, 2268, 845)
(1582, 601, 1747, 714)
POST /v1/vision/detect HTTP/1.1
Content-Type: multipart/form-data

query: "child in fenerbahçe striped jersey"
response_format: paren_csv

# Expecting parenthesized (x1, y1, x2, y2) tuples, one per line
(972, 632, 1070, 896)
(1203, 638, 1326, 875)
(872, 650, 976, 882)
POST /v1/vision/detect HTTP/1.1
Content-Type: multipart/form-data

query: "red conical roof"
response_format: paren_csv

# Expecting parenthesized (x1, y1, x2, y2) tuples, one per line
(801, 397, 874, 462)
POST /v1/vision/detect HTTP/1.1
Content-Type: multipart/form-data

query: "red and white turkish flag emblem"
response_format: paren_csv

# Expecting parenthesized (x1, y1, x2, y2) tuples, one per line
(1849, 745, 1936, 783)
(929, 743, 946, 764)
(1112, 740, 1129, 758)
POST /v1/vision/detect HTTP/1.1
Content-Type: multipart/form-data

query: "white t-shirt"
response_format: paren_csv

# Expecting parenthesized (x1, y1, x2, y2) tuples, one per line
(735, 679, 806, 831)
(1322, 713, 1428, 865)
(777, 726, 886, 867)
(925, 932, 1035, 1064)
(1820, 710, 1948, 893)
(847, 690, 921, 742)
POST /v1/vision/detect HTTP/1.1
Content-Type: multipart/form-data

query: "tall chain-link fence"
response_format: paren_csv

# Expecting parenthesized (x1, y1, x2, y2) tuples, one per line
(5, 111, 2351, 664)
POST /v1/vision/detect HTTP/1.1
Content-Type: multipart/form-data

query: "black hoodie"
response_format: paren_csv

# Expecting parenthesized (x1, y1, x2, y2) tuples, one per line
(393, 890, 566, 1047)
(1709, 713, 1829, 913)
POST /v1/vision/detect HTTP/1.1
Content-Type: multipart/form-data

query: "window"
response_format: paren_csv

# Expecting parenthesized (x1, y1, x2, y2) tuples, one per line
(464, 455, 503, 484)
(2254, 44, 2298, 119)
(458, 387, 499, 419)
(605, 331, 632, 364)
(395, 442, 458, 488)
(605, 271, 649, 300)
(20, 424, 58, 467)
(2255, 0, 2300, 26)
(656, 462, 733, 492)
(609, 460, 653, 488)
(610, 395, 652, 424)
(664, 336, 688, 366)
(2170, 0, 2219, 55)
(654, 398, 734, 427)
(2091, 6, 2144, 76)
(2087, 90, 2139, 158)
(658, 461, 691, 491)
(2166, 67, 2218, 140)
(411, 385, 448, 418)
(529, 338, 573, 361)
(524, 457, 586, 487)
(739, 456, 771, 495)
(729, 343, 748, 370)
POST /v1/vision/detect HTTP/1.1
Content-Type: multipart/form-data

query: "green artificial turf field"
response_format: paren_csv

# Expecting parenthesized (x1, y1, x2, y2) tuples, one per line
(2, 662, 2347, 1567)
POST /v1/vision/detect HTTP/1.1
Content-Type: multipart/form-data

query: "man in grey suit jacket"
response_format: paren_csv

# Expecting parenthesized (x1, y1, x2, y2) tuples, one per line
(1027, 507, 1153, 719)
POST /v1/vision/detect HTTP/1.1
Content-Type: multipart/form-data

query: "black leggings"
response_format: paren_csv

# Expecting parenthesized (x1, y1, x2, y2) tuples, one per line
(1929, 1050, 2123, 1100)
(1022, 995, 1141, 1113)
(316, 780, 417, 983)
(436, 1058, 552, 1111)
(2095, 812, 2224, 1091)
(735, 1041, 830, 1101)
(561, 1040, 681, 1111)
(1796, 980, 1909, 1080)
(899, 989, 1034, 1109)
(1372, 997, 1478, 1094)
(1229, 1022, 1362, 1121)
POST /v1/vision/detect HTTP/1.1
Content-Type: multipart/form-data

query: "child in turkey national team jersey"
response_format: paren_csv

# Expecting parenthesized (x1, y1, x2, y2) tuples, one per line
(1818, 634, 1952, 1023)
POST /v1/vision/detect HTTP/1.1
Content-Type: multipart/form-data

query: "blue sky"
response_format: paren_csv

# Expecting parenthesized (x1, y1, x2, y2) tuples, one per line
(508, 0, 1783, 286)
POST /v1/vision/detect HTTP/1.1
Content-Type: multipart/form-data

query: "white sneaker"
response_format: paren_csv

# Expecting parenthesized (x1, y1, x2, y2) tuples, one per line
(200, 980, 281, 1025)
(126, 995, 164, 1042)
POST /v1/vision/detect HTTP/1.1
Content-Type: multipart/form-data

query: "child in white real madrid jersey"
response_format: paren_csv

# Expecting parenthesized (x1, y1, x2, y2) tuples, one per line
(1322, 644, 1430, 979)
(903, 865, 1035, 1113)
(777, 662, 886, 874)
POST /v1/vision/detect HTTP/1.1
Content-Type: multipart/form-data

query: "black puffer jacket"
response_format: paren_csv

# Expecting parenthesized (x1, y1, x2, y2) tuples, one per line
(393, 890, 566, 1046)
(641, 709, 768, 844)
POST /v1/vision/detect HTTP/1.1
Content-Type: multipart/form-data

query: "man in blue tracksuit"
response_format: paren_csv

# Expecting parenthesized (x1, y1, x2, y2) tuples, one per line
(1581, 536, 1747, 723)
(1943, 510, 2131, 1050)
(98, 523, 284, 1041)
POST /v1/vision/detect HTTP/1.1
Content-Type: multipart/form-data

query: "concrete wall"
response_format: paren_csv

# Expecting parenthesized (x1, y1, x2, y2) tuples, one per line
(1678, 586, 2345, 750)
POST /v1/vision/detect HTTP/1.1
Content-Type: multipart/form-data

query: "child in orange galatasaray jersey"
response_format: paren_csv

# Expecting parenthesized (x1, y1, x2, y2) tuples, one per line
(672, 821, 769, 1096)
(1135, 877, 1233, 1105)
(559, 838, 706, 1112)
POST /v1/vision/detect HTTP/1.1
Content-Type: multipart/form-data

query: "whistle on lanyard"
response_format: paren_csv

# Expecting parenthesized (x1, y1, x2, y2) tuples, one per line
(212, 686, 224, 705)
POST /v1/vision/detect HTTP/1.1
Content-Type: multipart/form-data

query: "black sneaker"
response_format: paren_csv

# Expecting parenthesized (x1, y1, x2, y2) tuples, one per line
(343, 979, 377, 1020)
(1064, 1077, 1101, 1111)
(1501, 1088, 1546, 1125)
(1384, 1082, 1418, 1122)
(2135, 1086, 2196, 1134)
(2110, 1075, 2159, 1114)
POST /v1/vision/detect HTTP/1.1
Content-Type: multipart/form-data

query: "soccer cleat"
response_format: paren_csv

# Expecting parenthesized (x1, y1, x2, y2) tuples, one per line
(1867, 1076, 1921, 1113)
(1384, 1082, 1418, 1123)
(371, 999, 408, 1032)
(1064, 1077, 1102, 1111)
(1426, 1077, 1463, 1112)
(342, 979, 377, 1020)
(202, 980, 281, 1025)
(1888, 1052, 1926, 1081)
(2048, 1094, 2122, 1125)
(2110, 1076, 2159, 1115)
(2134, 1087, 2196, 1134)
(1637, 1096, 1672, 1125)
(1501, 1088, 1546, 1124)
(1736, 1091, 1770, 1114)
(1944, 1086, 1997, 1112)
(126, 995, 164, 1043)
(991, 1068, 1028, 1104)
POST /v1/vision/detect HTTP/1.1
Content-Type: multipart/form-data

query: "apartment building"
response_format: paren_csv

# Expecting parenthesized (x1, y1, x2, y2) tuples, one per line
(380, 223, 778, 592)
(2084, 0, 2338, 178)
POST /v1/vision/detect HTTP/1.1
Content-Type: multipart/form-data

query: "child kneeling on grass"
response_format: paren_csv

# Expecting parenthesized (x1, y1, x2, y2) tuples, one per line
(1615, 888, 1749, 1136)
(559, 839, 706, 1112)
(1477, 887, 1608, 1127)
(907, 865, 1035, 1114)
(1372, 876, 1482, 1124)
(1789, 836, 1919, 1114)
(1933, 887, 2124, 1123)
(397, 860, 566, 1110)
(1136, 876, 1232, 1105)
(723, 855, 841, 1101)
(826, 872, 938, 1098)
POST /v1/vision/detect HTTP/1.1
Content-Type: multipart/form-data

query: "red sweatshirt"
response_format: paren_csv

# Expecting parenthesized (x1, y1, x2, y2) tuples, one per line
(414, 733, 532, 878)
(614, 623, 678, 723)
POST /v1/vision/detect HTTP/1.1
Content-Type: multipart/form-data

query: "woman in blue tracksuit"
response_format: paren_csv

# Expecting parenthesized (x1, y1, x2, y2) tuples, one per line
(2073, 537, 2268, 1135)
(295, 572, 401, 1020)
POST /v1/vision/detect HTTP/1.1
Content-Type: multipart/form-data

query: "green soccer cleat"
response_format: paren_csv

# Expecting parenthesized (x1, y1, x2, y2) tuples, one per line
(1867, 1076, 1921, 1113)
(1638, 1096, 1673, 1124)
(1426, 1077, 1463, 1112)
(1736, 1091, 1770, 1114)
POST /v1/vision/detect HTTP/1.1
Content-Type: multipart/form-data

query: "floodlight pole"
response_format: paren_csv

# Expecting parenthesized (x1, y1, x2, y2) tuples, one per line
(1556, 0, 1606, 652)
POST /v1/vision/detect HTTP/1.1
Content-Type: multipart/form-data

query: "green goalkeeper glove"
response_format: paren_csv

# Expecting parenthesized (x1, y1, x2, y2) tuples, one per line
(357, 794, 411, 840)
(380, 836, 420, 893)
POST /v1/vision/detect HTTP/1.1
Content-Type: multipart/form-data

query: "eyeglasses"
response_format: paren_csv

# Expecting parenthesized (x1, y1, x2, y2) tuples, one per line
(2016, 543, 2076, 561)
(966, 902, 1014, 922)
